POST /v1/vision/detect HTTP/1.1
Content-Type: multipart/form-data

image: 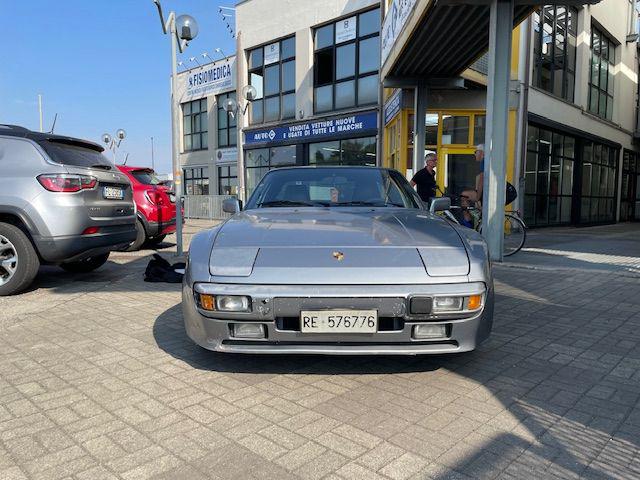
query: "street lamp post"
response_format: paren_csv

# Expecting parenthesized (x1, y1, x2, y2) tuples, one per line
(102, 129, 127, 163)
(222, 85, 257, 202)
(152, 0, 199, 257)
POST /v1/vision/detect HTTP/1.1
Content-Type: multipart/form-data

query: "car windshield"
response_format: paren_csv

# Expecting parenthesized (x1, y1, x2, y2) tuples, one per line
(40, 139, 114, 169)
(131, 169, 162, 185)
(246, 168, 422, 210)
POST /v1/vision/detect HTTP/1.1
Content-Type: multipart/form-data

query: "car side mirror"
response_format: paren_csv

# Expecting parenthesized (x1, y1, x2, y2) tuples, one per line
(222, 198, 241, 214)
(429, 197, 451, 214)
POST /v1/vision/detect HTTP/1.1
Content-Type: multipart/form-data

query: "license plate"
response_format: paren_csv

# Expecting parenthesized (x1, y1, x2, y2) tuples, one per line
(300, 310, 377, 333)
(103, 186, 124, 200)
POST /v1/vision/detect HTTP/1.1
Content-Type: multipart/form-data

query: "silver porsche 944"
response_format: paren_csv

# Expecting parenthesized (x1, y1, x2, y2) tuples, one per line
(182, 166, 494, 355)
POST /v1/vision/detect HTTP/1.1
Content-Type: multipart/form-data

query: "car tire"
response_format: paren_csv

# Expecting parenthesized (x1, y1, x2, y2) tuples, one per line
(0, 222, 40, 296)
(124, 218, 146, 252)
(60, 253, 110, 273)
(146, 234, 167, 247)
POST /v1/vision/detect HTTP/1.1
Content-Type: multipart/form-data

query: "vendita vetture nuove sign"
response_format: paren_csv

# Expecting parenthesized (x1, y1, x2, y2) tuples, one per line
(244, 112, 377, 145)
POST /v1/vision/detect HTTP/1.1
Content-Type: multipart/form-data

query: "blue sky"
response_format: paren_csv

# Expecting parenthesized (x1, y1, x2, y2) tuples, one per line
(0, 0, 237, 174)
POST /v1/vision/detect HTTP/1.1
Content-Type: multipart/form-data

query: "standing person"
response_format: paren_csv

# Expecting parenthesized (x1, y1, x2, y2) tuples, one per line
(460, 145, 485, 227)
(411, 153, 438, 203)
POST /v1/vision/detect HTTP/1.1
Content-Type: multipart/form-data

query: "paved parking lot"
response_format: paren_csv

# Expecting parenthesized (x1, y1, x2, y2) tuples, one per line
(1, 224, 640, 480)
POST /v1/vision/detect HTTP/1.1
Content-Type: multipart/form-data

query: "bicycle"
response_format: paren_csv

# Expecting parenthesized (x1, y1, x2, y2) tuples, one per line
(435, 189, 527, 257)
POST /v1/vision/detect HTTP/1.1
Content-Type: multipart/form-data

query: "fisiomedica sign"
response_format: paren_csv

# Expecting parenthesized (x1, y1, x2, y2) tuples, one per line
(176, 56, 236, 101)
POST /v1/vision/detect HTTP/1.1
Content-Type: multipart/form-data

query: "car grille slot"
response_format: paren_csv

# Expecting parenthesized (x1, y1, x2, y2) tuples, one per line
(276, 317, 404, 332)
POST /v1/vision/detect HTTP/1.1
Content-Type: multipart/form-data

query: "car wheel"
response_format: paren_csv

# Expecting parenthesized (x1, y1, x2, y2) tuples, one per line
(0, 222, 40, 296)
(60, 253, 110, 273)
(146, 234, 167, 247)
(124, 219, 146, 252)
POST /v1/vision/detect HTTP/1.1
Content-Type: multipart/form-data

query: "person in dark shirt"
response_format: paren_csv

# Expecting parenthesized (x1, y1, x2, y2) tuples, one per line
(411, 153, 437, 203)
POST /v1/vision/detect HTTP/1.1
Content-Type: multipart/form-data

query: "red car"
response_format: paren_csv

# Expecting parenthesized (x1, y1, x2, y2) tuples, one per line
(116, 166, 176, 251)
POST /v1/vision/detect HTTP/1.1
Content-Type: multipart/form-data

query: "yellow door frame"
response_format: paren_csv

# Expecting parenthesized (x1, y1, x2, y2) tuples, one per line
(437, 146, 477, 195)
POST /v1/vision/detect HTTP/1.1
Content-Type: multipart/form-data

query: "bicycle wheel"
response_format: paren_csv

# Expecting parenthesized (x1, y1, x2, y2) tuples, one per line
(477, 214, 526, 257)
(502, 214, 526, 256)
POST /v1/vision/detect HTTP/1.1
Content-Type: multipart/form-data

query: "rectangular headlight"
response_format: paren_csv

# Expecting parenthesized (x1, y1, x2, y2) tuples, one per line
(413, 324, 447, 339)
(232, 323, 265, 339)
(216, 295, 251, 312)
(432, 296, 464, 312)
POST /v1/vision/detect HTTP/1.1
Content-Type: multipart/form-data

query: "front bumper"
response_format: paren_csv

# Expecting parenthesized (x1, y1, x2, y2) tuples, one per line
(182, 282, 494, 355)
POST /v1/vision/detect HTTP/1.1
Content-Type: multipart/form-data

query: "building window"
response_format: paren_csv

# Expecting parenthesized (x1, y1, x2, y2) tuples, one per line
(182, 99, 208, 152)
(183, 167, 209, 195)
(309, 137, 376, 166)
(532, 6, 577, 102)
(248, 36, 296, 125)
(523, 125, 575, 226)
(245, 146, 298, 196)
(313, 8, 380, 113)
(588, 26, 615, 120)
(580, 142, 618, 223)
(218, 165, 238, 195)
(621, 150, 640, 221)
(216, 92, 237, 147)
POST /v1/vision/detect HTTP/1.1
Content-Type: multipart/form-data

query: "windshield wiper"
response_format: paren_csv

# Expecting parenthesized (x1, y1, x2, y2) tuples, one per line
(259, 200, 318, 207)
(91, 164, 112, 171)
(332, 201, 394, 207)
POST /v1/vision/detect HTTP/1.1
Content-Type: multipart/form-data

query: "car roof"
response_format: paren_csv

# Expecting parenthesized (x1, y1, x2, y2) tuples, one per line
(0, 124, 105, 152)
(269, 166, 389, 172)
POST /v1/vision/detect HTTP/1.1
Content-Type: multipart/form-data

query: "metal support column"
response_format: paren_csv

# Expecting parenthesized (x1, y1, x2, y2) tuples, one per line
(483, 0, 514, 262)
(170, 22, 184, 256)
(413, 82, 428, 175)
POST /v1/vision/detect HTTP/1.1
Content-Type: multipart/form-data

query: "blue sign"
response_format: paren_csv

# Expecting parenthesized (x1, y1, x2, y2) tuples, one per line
(244, 111, 378, 145)
(384, 89, 402, 125)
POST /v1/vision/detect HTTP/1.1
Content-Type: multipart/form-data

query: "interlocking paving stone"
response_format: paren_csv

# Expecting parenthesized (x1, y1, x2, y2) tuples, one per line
(1, 226, 640, 479)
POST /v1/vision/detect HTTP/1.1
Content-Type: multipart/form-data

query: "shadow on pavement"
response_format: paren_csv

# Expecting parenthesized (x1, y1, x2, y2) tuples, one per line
(151, 265, 640, 479)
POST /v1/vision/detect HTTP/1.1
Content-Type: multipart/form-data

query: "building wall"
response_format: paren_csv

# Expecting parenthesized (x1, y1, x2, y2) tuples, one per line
(236, 0, 380, 120)
(175, 57, 237, 196)
(528, 0, 638, 150)
(524, 0, 640, 225)
(235, 0, 382, 199)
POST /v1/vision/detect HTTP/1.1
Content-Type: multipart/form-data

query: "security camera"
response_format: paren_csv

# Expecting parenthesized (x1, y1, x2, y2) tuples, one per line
(116, 129, 126, 140)
(102, 133, 112, 145)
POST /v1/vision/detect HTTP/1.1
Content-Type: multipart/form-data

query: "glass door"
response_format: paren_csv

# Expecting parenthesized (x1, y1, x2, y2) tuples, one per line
(635, 173, 640, 220)
(438, 148, 478, 198)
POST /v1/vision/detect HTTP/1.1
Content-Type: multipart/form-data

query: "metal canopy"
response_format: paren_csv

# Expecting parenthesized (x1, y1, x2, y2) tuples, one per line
(384, 1, 600, 80)
(387, 5, 532, 79)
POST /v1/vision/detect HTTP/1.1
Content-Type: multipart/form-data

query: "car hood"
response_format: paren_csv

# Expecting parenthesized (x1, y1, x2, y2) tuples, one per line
(209, 208, 470, 283)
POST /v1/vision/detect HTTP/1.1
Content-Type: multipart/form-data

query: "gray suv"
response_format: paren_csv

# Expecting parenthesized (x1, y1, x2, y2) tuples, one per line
(0, 125, 137, 295)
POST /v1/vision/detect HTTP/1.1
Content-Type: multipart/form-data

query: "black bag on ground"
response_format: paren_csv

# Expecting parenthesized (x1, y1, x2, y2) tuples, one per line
(144, 254, 185, 283)
(505, 182, 518, 206)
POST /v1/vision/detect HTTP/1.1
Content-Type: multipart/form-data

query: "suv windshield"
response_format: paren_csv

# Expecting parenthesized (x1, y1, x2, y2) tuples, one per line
(131, 170, 162, 185)
(246, 168, 422, 210)
(40, 140, 113, 169)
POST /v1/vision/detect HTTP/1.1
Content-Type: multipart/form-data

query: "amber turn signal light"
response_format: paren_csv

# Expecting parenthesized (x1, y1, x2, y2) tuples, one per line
(467, 295, 482, 310)
(198, 294, 216, 311)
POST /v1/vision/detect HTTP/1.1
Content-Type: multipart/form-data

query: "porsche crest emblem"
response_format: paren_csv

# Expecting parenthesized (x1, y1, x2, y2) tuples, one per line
(332, 251, 345, 261)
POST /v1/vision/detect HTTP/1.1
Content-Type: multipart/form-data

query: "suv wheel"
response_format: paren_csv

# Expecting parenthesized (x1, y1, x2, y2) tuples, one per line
(124, 219, 146, 252)
(60, 253, 110, 273)
(0, 222, 40, 296)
